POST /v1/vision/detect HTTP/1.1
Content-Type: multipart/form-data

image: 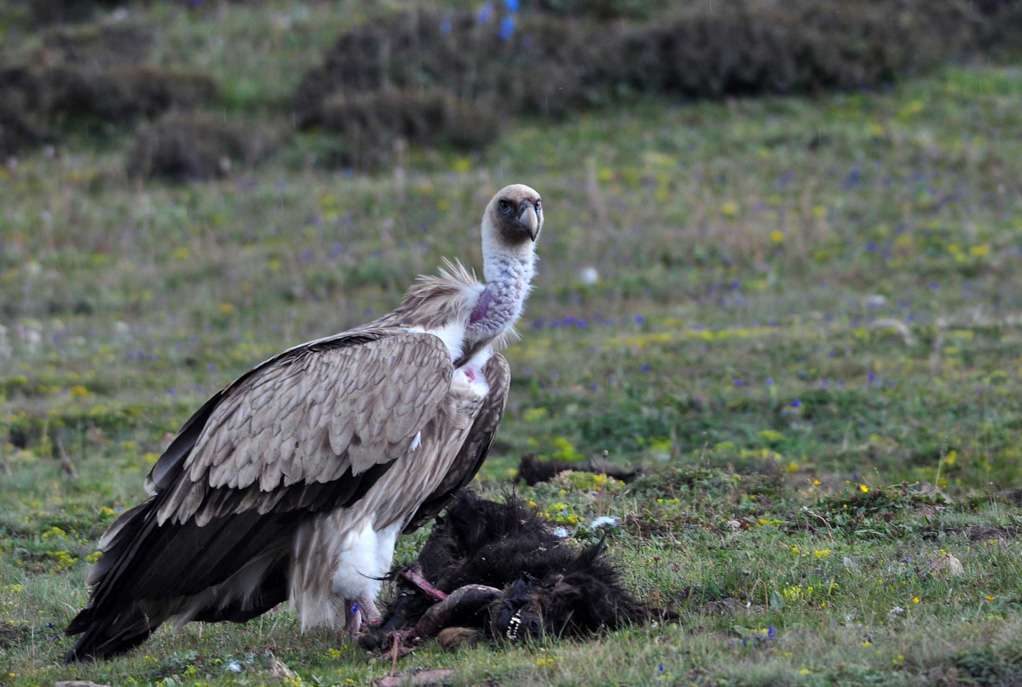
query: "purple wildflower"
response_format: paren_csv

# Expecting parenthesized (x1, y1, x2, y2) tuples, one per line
(498, 15, 514, 40)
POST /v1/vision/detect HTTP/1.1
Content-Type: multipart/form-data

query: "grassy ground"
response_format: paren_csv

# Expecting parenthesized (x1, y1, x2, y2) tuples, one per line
(4, 3, 1022, 685)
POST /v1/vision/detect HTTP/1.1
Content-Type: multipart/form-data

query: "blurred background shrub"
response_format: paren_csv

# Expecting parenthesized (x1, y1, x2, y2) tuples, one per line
(1, 0, 1021, 174)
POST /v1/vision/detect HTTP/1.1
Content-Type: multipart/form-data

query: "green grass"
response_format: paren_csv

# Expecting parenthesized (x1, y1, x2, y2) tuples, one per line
(4, 3, 1022, 684)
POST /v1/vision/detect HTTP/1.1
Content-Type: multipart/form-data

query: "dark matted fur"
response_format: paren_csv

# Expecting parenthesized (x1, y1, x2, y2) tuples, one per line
(364, 491, 663, 649)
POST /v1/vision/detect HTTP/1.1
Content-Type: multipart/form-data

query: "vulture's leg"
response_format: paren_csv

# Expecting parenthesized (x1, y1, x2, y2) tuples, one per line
(344, 596, 382, 636)
(358, 595, 382, 627)
(343, 600, 363, 636)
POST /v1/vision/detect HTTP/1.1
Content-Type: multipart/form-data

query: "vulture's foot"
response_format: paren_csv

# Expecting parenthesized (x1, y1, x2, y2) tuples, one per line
(343, 600, 363, 637)
(359, 595, 383, 627)
(399, 566, 448, 602)
(343, 596, 381, 637)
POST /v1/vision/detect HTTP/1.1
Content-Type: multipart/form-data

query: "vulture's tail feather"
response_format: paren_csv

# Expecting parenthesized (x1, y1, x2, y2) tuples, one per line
(66, 453, 393, 662)
(65, 604, 167, 663)
(64, 493, 301, 663)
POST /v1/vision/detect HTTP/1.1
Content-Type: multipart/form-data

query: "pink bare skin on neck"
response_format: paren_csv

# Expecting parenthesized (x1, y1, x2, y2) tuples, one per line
(469, 288, 493, 325)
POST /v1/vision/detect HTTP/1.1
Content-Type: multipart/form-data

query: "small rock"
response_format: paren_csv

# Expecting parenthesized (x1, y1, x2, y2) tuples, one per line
(226, 661, 242, 673)
(269, 658, 295, 680)
(55, 682, 112, 687)
(590, 515, 619, 531)
(926, 553, 964, 577)
(867, 318, 913, 346)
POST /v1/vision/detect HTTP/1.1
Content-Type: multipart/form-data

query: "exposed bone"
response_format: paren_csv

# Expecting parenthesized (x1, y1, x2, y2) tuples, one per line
(414, 584, 502, 638)
(400, 567, 449, 602)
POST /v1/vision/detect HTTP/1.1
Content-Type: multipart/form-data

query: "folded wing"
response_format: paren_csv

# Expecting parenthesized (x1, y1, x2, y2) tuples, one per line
(404, 353, 511, 533)
(66, 328, 452, 661)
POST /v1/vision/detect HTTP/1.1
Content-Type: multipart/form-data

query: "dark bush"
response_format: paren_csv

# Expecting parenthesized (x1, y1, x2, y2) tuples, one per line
(0, 101, 48, 158)
(295, 0, 1021, 165)
(606, 1, 977, 99)
(293, 10, 602, 128)
(318, 88, 500, 167)
(47, 66, 218, 123)
(42, 20, 154, 69)
(519, 0, 680, 21)
(26, 0, 122, 25)
(0, 65, 50, 157)
(959, 0, 1022, 48)
(126, 112, 288, 181)
(0, 20, 220, 163)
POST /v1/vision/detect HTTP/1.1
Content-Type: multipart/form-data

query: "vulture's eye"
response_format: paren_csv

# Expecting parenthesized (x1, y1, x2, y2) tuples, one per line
(497, 199, 513, 215)
(534, 199, 542, 212)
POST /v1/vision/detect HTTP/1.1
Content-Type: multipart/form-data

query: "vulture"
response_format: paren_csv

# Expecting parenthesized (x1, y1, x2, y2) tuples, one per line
(65, 184, 544, 662)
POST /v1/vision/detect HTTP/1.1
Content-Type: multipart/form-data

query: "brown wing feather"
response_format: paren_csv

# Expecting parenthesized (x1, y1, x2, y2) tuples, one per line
(66, 328, 453, 661)
(155, 331, 452, 526)
(404, 353, 511, 533)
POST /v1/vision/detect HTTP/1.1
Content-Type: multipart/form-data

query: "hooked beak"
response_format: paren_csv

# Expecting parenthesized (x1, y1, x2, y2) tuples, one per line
(517, 201, 540, 241)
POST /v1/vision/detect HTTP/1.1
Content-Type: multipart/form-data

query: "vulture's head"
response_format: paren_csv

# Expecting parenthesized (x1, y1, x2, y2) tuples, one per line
(482, 184, 543, 251)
